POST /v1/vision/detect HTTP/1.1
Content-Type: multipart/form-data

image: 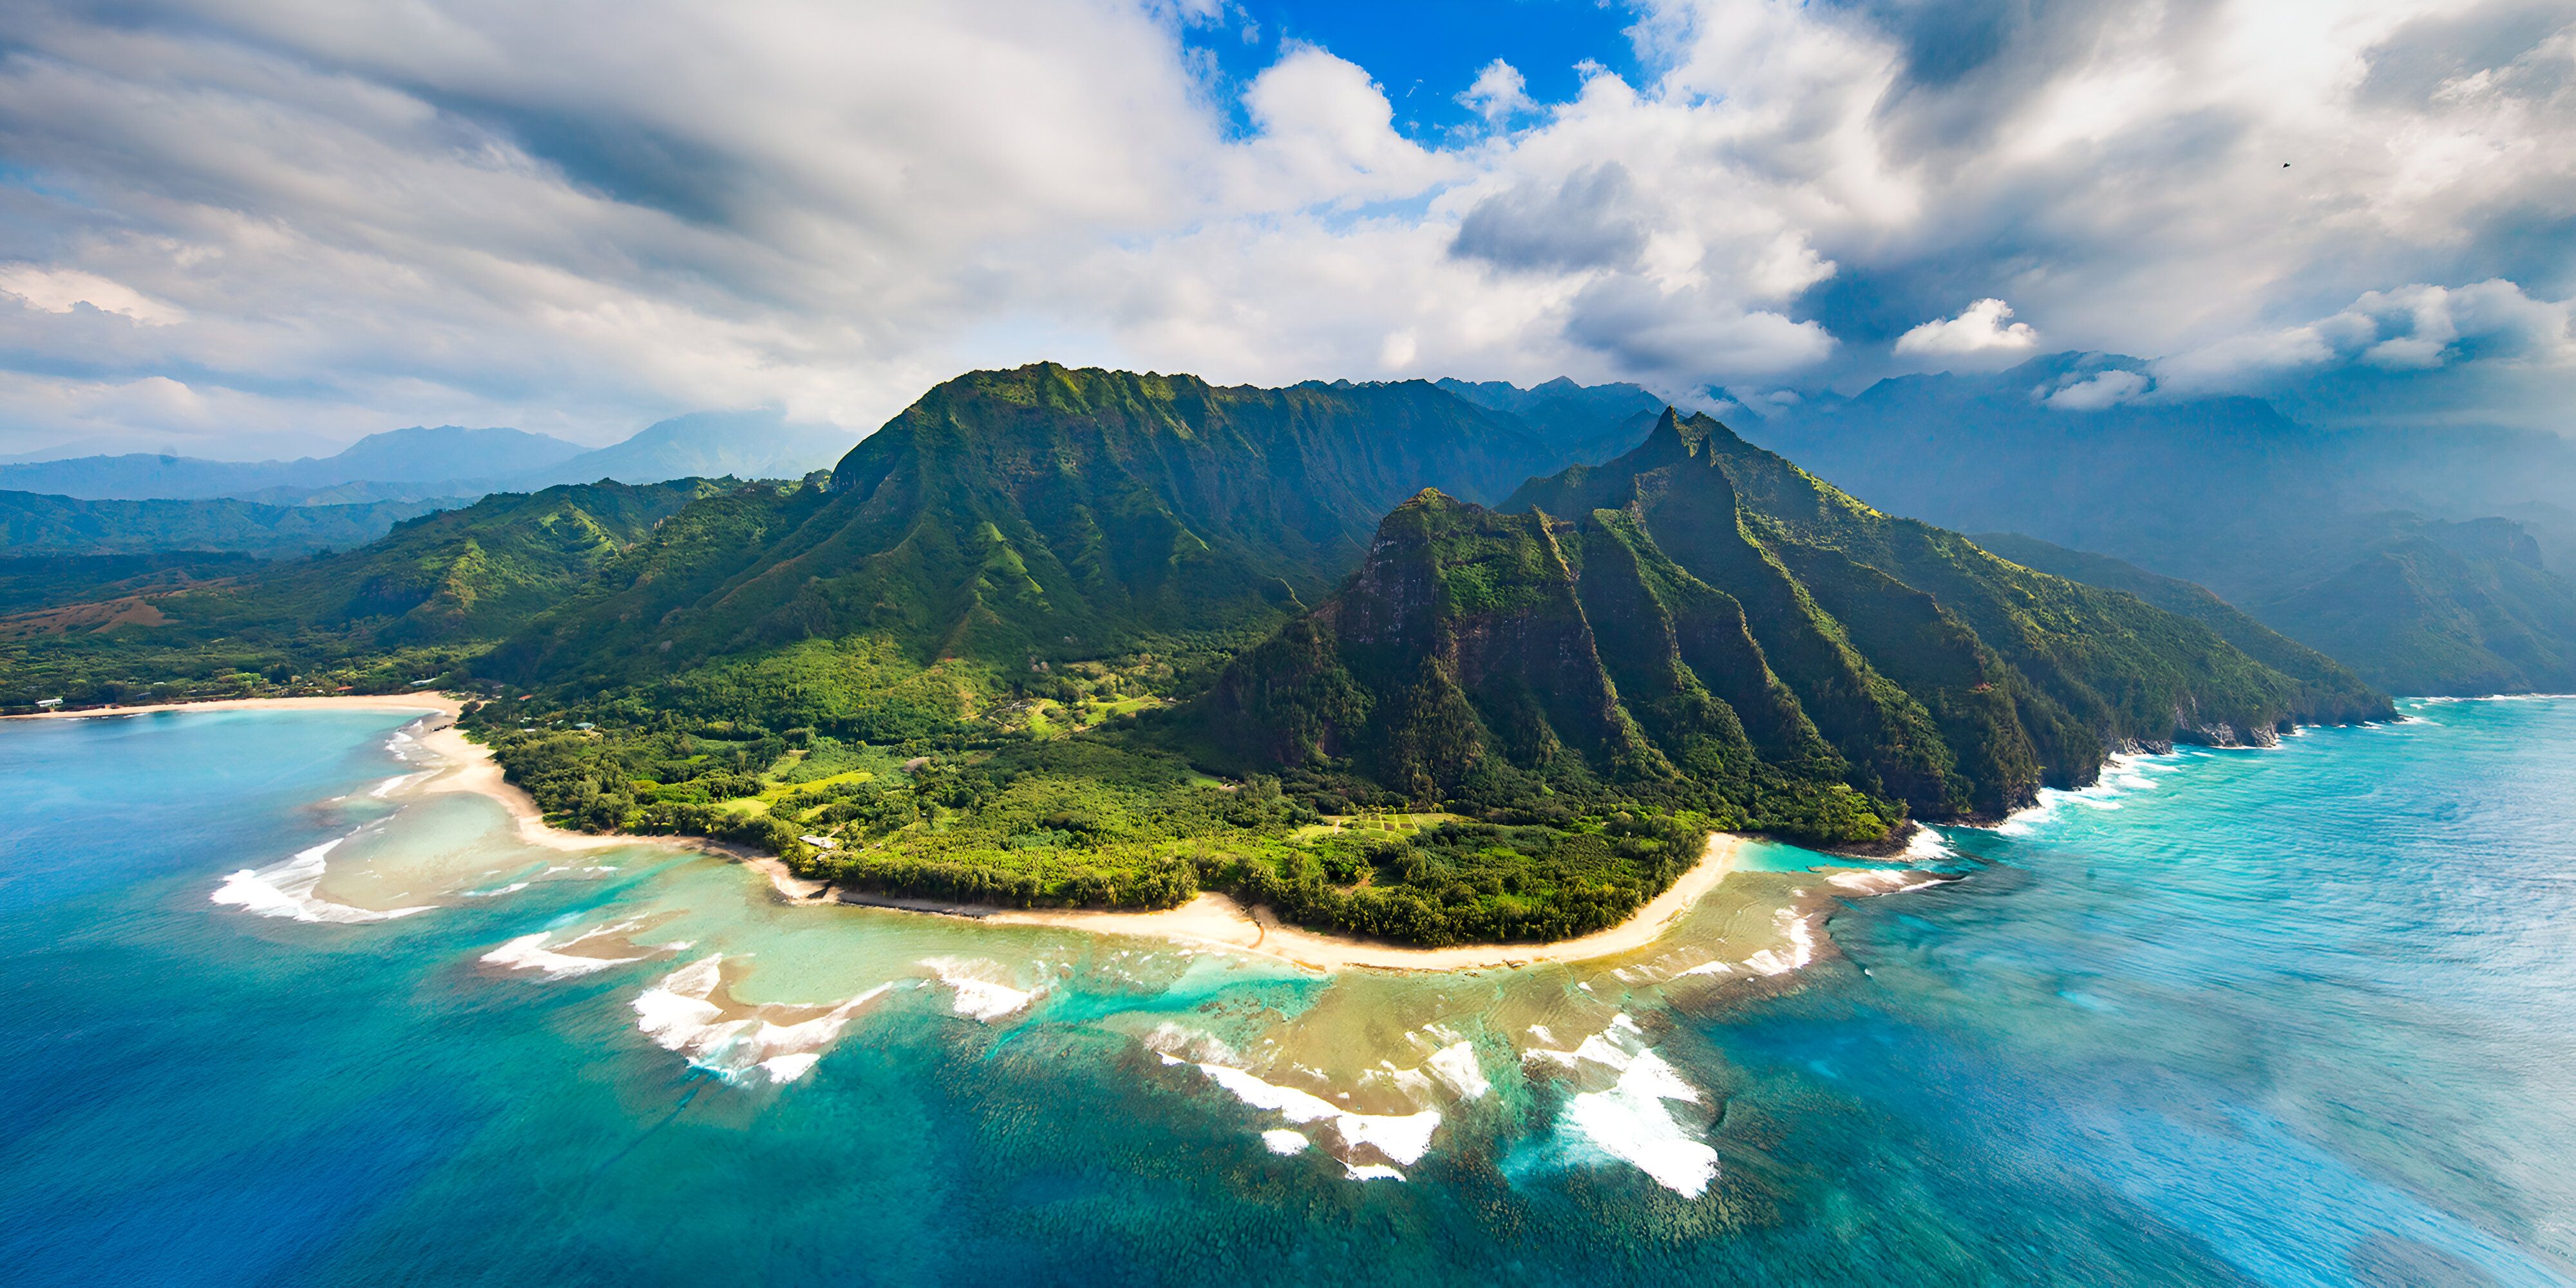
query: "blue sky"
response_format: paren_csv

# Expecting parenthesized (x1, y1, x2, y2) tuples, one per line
(1188, 0, 1646, 140)
(0, 0, 2569, 457)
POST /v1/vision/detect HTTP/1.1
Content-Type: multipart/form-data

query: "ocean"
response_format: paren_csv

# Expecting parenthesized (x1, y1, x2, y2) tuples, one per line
(1, 699, 2570, 1285)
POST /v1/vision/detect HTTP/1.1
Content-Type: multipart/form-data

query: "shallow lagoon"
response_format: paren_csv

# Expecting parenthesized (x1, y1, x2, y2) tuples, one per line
(2, 700, 2571, 1285)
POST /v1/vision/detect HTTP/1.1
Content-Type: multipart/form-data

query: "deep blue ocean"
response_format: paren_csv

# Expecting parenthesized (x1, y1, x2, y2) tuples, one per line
(2, 700, 2571, 1286)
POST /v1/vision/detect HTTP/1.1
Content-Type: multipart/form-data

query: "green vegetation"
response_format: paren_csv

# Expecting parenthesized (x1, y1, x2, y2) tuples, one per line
(8, 366, 2398, 947)
(0, 479, 717, 708)
(0, 488, 462, 556)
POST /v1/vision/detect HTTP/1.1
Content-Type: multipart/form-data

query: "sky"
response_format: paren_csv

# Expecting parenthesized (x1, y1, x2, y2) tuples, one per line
(0, 0, 2570, 458)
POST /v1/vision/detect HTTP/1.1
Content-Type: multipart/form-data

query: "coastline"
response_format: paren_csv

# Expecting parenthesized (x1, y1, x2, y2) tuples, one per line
(976, 834, 1745, 972)
(6, 694, 1786, 972)
(7, 693, 467, 719)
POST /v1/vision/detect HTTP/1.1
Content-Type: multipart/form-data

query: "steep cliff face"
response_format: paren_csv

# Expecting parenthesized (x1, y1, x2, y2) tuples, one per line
(1517, 410, 2389, 794)
(1206, 411, 2392, 838)
(1206, 490, 1893, 844)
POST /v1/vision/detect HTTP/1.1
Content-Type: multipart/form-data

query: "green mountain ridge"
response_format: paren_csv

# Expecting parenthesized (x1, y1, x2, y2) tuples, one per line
(1, 489, 467, 558)
(1, 479, 717, 704)
(488, 363, 1586, 697)
(1199, 411, 2389, 845)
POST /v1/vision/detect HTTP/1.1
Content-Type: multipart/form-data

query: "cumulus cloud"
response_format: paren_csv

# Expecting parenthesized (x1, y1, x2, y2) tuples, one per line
(1452, 164, 1647, 273)
(0, 0, 2570, 453)
(1893, 299, 2038, 368)
(1458, 59, 1535, 123)
(2157, 278, 2575, 393)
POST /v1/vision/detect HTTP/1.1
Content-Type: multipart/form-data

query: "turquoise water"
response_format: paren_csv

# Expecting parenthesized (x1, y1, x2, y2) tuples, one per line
(2, 701, 2571, 1285)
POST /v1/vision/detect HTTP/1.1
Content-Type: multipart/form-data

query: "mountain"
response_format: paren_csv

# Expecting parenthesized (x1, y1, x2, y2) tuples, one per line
(1745, 355, 2576, 695)
(0, 489, 467, 557)
(0, 552, 261, 616)
(1967, 533, 2405, 703)
(0, 426, 586, 500)
(1203, 410, 2389, 837)
(530, 410, 851, 486)
(314, 426, 587, 482)
(1, 480, 719, 708)
(0, 412, 848, 516)
(1437, 375, 1666, 464)
(489, 364, 1584, 695)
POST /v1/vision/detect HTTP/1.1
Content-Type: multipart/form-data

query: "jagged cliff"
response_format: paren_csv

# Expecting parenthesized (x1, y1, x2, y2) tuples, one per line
(1203, 411, 2392, 839)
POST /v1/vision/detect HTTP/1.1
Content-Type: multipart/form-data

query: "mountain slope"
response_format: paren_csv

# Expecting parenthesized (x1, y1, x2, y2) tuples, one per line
(491, 363, 1583, 694)
(1435, 376, 1666, 464)
(1, 489, 464, 557)
(524, 410, 852, 487)
(1745, 355, 2576, 694)
(1, 480, 718, 708)
(1200, 410, 2390, 842)
(0, 426, 584, 500)
(1967, 532, 2395, 713)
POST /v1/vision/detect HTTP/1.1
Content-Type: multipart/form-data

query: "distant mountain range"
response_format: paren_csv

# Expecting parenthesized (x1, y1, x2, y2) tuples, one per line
(1744, 354, 2576, 696)
(0, 491, 469, 559)
(0, 408, 855, 507)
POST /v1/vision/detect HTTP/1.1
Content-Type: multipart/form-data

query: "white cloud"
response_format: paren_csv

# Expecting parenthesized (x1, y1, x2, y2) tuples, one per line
(2155, 279, 2575, 392)
(2041, 368, 2152, 411)
(0, 265, 185, 325)
(0, 0, 2569, 452)
(1458, 59, 1535, 123)
(1893, 299, 2039, 368)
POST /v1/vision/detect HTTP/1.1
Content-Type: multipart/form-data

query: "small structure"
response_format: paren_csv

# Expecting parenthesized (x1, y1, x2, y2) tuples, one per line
(35, 697, 64, 710)
(800, 835, 841, 850)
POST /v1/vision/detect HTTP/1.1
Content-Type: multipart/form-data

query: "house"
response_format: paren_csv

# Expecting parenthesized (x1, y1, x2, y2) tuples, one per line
(35, 697, 64, 710)
(800, 835, 840, 850)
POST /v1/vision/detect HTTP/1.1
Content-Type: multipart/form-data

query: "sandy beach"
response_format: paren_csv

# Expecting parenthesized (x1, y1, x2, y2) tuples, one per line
(10, 693, 1765, 971)
(982, 833, 1746, 971)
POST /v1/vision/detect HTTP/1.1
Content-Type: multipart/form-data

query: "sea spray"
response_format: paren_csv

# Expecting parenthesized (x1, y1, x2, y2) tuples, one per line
(1524, 1014, 1718, 1197)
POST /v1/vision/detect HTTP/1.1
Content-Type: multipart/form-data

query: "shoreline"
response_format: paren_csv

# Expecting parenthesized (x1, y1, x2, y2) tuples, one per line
(974, 835, 1745, 972)
(6, 693, 468, 720)
(8, 694, 1802, 972)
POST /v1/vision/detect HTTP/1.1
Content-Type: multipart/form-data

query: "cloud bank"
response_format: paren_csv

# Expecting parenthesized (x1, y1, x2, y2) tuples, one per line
(0, 0, 2568, 455)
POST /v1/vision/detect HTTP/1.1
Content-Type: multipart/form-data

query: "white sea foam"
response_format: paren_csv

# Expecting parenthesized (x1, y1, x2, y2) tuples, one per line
(462, 881, 531, 898)
(1141, 1022, 1242, 1067)
(1741, 910, 1819, 976)
(1341, 1163, 1406, 1182)
(918, 957, 1038, 1021)
(480, 922, 649, 980)
(1523, 1013, 1717, 1197)
(1261, 1130, 1310, 1155)
(368, 771, 431, 799)
(1900, 826, 1958, 860)
(1826, 869, 1940, 896)
(211, 837, 435, 924)
(1423, 1042, 1491, 1101)
(1192, 1063, 1443, 1167)
(631, 954, 891, 1084)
